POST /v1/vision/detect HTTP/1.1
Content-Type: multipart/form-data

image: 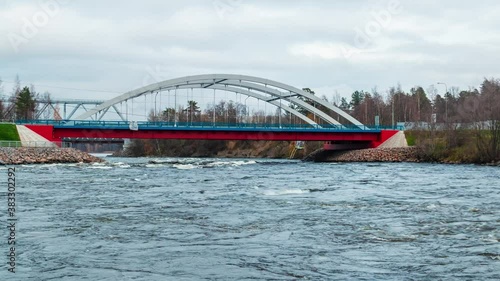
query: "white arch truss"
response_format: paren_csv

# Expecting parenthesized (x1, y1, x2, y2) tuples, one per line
(76, 74, 364, 128)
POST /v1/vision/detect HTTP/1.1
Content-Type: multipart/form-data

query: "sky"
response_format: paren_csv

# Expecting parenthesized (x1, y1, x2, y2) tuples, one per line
(1, 0, 499, 110)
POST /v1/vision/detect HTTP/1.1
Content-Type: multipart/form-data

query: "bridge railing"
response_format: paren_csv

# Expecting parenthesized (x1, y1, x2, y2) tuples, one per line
(0, 141, 71, 148)
(17, 120, 405, 131)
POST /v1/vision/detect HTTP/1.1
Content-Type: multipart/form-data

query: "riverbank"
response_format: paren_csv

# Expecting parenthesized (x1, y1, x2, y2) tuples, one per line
(0, 147, 105, 165)
(305, 146, 500, 165)
(119, 139, 320, 159)
(305, 147, 420, 163)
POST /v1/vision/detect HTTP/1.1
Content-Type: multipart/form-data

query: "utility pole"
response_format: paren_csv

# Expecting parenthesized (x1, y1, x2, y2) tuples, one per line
(391, 96, 395, 129)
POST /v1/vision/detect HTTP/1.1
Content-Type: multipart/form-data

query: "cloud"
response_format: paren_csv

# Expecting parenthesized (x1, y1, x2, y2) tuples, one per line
(289, 42, 347, 60)
(0, 0, 499, 104)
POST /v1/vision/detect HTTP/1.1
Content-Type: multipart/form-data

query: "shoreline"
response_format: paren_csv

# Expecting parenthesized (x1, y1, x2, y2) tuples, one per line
(307, 147, 420, 163)
(1, 147, 498, 166)
(306, 147, 500, 166)
(0, 147, 105, 165)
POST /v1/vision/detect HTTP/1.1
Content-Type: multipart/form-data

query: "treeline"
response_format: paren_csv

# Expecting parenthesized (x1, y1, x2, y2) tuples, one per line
(131, 78, 500, 163)
(145, 78, 500, 129)
(341, 78, 500, 163)
(339, 79, 500, 127)
(148, 99, 300, 126)
(0, 76, 43, 121)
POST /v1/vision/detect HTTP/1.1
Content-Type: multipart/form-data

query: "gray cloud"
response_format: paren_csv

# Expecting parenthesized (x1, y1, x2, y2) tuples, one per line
(1, 0, 499, 102)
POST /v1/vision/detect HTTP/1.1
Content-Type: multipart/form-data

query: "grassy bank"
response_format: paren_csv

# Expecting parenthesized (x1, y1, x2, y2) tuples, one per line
(406, 129, 500, 164)
(0, 123, 21, 141)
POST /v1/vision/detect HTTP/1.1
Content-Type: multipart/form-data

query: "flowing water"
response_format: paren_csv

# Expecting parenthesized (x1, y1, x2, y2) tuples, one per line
(2, 158, 500, 280)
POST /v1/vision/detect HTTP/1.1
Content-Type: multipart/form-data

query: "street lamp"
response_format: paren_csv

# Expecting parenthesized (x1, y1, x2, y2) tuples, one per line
(244, 96, 250, 124)
(154, 91, 160, 121)
(174, 86, 178, 127)
(437, 82, 448, 122)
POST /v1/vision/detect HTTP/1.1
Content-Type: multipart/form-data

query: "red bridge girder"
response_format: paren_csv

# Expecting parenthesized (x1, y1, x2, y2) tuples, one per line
(25, 125, 399, 149)
(52, 128, 382, 142)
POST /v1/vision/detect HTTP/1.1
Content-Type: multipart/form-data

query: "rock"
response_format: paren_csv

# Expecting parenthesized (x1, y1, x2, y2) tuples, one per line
(0, 147, 104, 165)
(309, 147, 420, 163)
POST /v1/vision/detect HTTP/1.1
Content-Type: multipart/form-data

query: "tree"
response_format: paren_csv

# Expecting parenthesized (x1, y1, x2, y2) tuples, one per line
(412, 86, 431, 122)
(0, 77, 4, 120)
(371, 87, 385, 124)
(350, 90, 365, 108)
(434, 94, 446, 123)
(184, 100, 200, 123)
(15, 86, 37, 120)
(226, 101, 238, 124)
(204, 100, 226, 123)
(339, 97, 350, 111)
(2, 75, 22, 120)
(161, 108, 176, 122)
(475, 78, 500, 161)
(302, 88, 315, 96)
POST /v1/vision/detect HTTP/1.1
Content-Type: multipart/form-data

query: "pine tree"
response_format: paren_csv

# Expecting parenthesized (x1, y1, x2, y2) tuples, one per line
(15, 86, 37, 120)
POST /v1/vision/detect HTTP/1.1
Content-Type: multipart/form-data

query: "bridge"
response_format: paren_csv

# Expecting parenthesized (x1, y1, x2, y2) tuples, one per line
(20, 74, 403, 150)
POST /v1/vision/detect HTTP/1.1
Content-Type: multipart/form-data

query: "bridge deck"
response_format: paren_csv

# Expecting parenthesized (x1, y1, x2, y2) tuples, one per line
(21, 120, 401, 144)
(23, 120, 398, 132)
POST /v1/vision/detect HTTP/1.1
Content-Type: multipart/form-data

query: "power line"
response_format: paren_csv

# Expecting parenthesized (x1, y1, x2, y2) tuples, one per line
(0, 80, 123, 94)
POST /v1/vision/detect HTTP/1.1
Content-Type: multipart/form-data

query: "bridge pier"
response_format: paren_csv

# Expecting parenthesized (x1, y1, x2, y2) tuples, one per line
(323, 130, 401, 151)
(323, 141, 373, 151)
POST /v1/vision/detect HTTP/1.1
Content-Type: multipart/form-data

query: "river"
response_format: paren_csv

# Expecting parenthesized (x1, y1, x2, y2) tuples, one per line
(2, 158, 500, 280)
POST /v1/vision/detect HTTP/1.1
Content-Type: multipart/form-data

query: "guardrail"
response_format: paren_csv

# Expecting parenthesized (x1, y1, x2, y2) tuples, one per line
(17, 120, 405, 131)
(0, 141, 72, 148)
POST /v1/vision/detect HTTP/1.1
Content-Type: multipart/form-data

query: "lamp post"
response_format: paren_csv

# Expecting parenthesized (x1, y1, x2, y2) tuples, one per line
(437, 82, 448, 122)
(244, 96, 250, 123)
(278, 95, 282, 128)
(174, 87, 178, 127)
(213, 87, 216, 126)
(154, 91, 160, 121)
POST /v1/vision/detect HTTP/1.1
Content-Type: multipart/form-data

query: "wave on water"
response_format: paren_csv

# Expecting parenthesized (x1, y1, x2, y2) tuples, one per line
(87, 162, 113, 169)
(257, 160, 300, 166)
(88, 166, 113, 170)
(110, 162, 131, 168)
(19, 162, 86, 169)
(148, 158, 259, 169)
(145, 163, 166, 168)
(89, 153, 113, 158)
(263, 189, 311, 196)
(204, 160, 257, 168)
(149, 159, 185, 165)
(262, 187, 329, 196)
(232, 160, 257, 166)
(173, 164, 197, 170)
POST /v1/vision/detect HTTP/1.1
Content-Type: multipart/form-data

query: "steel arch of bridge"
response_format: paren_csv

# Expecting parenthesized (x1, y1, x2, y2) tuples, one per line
(76, 74, 364, 128)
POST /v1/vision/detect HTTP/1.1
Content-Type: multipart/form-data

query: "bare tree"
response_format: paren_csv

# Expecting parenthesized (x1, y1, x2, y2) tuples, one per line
(0, 77, 4, 120)
(475, 78, 500, 161)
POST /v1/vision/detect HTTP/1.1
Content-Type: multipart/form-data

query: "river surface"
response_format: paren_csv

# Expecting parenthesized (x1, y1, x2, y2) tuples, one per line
(2, 157, 500, 280)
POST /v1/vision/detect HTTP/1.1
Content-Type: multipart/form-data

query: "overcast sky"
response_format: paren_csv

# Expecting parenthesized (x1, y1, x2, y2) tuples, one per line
(1, 0, 499, 104)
